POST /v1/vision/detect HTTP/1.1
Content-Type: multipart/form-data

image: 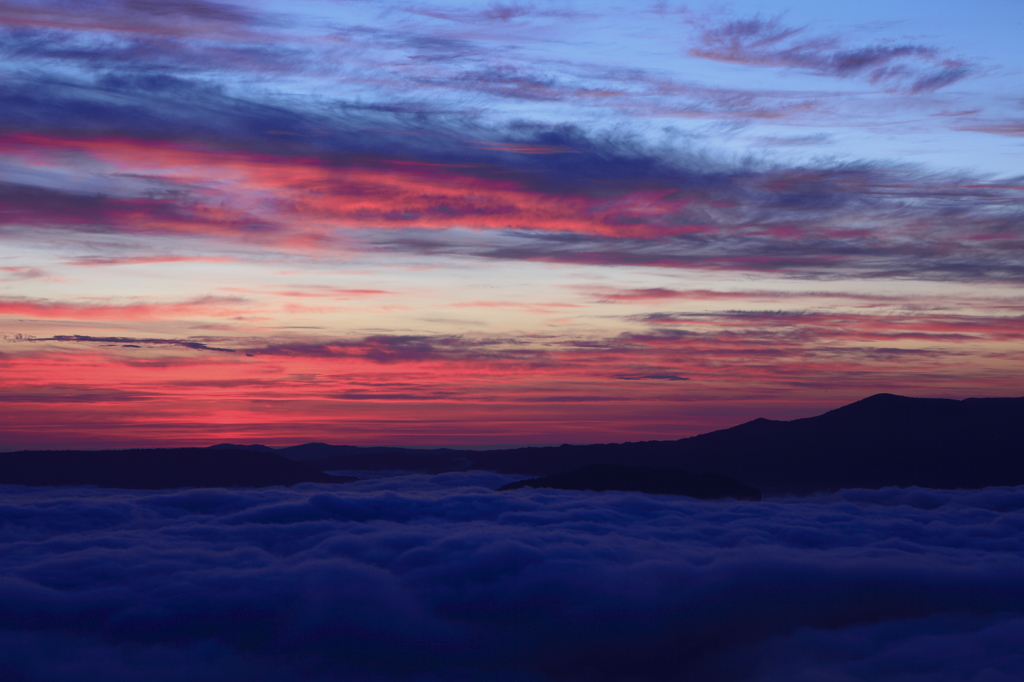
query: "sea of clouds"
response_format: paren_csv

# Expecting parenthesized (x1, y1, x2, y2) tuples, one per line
(2, 471, 1023, 681)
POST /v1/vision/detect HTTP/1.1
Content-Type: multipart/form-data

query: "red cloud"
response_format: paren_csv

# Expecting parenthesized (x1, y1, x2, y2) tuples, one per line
(0, 133, 716, 241)
(3, 299, 1022, 449)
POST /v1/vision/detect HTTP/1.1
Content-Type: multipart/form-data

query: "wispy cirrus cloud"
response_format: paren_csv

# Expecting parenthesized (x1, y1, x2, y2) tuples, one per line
(404, 2, 589, 24)
(625, 308, 1024, 346)
(756, 133, 833, 146)
(0, 0, 265, 37)
(245, 334, 546, 364)
(593, 287, 876, 303)
(226, 286, 391, 299)
(954, 119, 1024, 137)
(687, 14, 975, 93)
(588, 287, 1024, 312)
(1, 27, 305, 76)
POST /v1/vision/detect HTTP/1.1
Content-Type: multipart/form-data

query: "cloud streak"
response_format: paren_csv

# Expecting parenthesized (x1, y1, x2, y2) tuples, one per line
(687, 14, 974, 93)
(0, 0, 265, 38)
(0, 296, 247, 321)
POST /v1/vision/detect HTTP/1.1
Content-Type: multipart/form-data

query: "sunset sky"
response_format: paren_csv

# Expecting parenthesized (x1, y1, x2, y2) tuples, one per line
(1, 0, 1022, 449)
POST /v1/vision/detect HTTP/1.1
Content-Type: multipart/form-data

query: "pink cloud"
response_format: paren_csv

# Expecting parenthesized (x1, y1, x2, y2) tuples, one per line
(0, 266, 47, 279)
(0, 295, 248, 321)
(955, 120, 1024, 137)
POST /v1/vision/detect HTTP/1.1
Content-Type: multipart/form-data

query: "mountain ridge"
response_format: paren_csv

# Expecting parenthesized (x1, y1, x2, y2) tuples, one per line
(3, 394, 1021, 494)
(294, 393, 1024, 494)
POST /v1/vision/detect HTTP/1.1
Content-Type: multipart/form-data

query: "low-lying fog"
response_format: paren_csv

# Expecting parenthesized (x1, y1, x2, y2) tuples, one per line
(2, 471, 1022, 681)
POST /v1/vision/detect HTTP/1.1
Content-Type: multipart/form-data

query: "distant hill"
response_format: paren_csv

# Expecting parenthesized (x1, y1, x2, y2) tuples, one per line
(211, 441, 471, 464)
(4, 394, 1021, 494)
(498, 464, 761, 500)
(297, 394, 1024, 495)
(0, 448, 357, 489)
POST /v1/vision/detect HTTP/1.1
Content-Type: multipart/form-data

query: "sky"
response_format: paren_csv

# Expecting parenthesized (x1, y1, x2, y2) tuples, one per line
(2, 474, 1023, 681)
(1, 0, 1023, 449)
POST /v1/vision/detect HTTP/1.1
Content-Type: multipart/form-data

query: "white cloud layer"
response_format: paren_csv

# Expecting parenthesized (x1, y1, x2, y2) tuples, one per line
(1, 473, 1022, 681)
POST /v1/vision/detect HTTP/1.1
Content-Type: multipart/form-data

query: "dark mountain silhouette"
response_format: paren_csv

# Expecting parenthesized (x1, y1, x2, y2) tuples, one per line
(5, 394, 1021, 494)
(212, 441, 471, 466)
(498, 464, 761, 500)
(209, 443, 279, 453)
(299, 394, 1023, 495)
(0, 448, 357, 489)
